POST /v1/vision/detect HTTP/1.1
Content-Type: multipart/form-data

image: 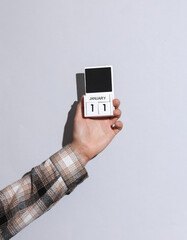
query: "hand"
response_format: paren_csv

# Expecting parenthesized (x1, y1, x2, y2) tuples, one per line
(71, 97, 123, 166)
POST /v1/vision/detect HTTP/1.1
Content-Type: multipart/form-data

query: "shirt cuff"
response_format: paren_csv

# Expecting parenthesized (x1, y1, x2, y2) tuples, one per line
(50, 144, 88, 195)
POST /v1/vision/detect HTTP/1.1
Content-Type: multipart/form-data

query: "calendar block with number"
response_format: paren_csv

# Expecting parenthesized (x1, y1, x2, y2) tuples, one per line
(84, 66, 114, 117)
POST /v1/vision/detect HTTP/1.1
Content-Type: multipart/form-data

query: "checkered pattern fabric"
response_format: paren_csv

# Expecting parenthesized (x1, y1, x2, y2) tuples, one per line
(0, 144, 88, 239)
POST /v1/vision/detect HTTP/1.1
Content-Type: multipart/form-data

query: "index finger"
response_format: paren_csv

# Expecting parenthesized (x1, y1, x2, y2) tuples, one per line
(113, 99, 120, 109)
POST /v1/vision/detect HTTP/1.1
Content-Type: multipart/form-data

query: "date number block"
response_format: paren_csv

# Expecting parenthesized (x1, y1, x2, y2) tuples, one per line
(98, 102, 110, 115)
(86, 102, 98, 116)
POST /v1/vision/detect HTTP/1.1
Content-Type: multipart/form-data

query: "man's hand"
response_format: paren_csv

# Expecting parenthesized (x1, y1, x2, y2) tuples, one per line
(71, 97, 123, 166)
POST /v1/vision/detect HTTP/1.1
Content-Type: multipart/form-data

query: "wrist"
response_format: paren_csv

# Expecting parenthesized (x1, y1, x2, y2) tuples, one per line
(71, 142, 90, 166)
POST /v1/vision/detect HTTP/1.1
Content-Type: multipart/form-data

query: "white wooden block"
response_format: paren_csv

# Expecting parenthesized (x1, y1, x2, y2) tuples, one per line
(86, 102, 98, 116)
(98, 102, 110, 115)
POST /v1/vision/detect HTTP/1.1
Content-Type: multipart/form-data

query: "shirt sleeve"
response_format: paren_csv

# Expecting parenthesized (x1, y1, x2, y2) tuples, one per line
(0, 144, 88, 240)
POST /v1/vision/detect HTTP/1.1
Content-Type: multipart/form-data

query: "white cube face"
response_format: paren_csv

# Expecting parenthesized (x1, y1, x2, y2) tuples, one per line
(98, 102, 111, 115)
(86, 102, 98, 116)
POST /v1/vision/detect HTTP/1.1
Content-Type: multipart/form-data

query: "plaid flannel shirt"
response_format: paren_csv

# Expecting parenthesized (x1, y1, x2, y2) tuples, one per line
(0, 144, 88, 240)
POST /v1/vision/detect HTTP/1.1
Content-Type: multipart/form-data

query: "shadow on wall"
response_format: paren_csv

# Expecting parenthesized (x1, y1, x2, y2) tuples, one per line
(62, 73, 85, 147)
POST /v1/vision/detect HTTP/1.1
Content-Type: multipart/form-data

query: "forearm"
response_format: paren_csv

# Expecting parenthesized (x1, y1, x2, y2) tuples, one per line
(0, 144, 88, 239)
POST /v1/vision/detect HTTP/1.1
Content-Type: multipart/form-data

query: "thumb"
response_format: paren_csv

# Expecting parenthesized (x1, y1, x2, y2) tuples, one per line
(75, 95, 85, 119)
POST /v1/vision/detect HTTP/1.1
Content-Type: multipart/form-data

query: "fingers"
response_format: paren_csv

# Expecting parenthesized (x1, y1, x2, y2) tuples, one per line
(113, 99, 120, 109)
(110, 99, 122, 124)
(112, 120, 123, 135)
(113, 108, 121, 118)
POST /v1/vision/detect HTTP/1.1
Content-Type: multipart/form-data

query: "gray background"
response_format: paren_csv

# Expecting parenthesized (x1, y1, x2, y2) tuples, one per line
(0, 0, 187, 239)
